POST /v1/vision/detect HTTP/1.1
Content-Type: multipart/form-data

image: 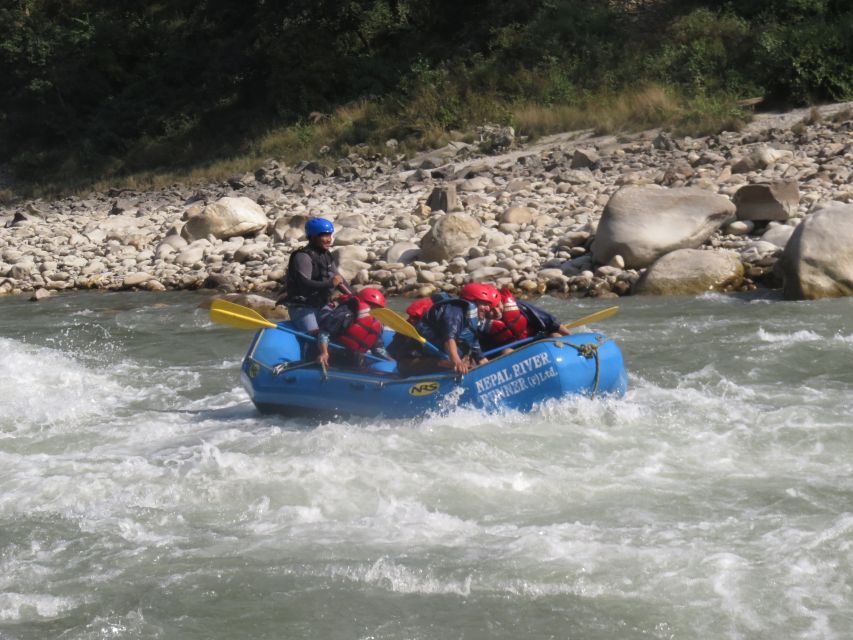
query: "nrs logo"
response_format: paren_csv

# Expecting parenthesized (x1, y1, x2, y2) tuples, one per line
(408, 381, 439, 396)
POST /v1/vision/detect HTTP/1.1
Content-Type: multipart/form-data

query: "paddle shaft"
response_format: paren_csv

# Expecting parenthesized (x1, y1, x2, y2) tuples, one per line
(483, 306, 620, 357)
(560, 306, 619, 331)
(210, 299, 384, 362)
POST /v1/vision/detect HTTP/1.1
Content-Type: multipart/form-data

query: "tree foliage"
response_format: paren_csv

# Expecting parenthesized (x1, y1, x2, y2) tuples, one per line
(0, 0, 851, 184)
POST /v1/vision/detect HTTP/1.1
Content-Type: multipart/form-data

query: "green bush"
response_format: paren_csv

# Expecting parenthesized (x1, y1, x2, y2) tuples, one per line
(2, 0, 852, 196)
(650, 9, 754, 94)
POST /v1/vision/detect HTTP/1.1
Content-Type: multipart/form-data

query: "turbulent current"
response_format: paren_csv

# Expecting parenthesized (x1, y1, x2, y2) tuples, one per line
(0, 291, 851, 640)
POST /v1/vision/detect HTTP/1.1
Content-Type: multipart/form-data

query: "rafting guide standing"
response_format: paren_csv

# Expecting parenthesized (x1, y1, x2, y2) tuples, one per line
(276, 217, 347, 336)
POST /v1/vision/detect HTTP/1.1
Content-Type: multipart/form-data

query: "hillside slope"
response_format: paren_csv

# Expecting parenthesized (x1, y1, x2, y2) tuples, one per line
(1, 0, 851, 197)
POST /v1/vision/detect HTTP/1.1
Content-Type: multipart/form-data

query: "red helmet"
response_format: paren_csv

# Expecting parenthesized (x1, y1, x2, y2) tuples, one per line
(357, 287, 386, 307)
(460, 283, 500, 308)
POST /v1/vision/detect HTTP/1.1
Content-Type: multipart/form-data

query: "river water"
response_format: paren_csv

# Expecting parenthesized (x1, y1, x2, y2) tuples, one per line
(0, 291, 850, 640)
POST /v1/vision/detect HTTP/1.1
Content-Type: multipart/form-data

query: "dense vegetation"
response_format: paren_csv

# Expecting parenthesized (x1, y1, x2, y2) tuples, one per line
(1, 0, 851, 196)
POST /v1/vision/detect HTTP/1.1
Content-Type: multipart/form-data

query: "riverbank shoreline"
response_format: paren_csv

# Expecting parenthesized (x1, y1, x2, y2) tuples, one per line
(2, 102, 852, 304)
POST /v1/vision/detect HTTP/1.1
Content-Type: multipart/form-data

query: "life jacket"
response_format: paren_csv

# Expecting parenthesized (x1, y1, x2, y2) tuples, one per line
(499, 290, 529, 340)
(404, 292, 452, 325)
(282, 245, 336, 307)
(405, 298, 433, 325)
(337, 296, 382, 353)
(516, 299, 555, 335)
(416, 298, 479, 355)
(481, 318, 511, 345)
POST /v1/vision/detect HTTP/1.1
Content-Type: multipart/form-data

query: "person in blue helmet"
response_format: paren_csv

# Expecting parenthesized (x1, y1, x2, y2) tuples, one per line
(276, 217, 348, 335)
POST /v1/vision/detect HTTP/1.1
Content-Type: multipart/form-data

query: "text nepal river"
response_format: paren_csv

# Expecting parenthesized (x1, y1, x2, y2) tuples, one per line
(0, 291, 850, 640)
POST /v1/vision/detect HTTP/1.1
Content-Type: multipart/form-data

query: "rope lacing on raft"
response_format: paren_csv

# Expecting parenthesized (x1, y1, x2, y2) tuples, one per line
(560, 334, 608, 398)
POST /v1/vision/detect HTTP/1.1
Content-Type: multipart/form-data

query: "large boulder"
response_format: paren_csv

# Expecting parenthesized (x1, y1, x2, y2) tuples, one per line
(336, 259, 371, 283)
(733, 181, 800, 222)
(420, 213, 483, 262)
(780, 204, 853, 300)
(591, 186, 736, 268)
(332, 245, 370, 282)
(633, 249, 744, 295)
(181, 196, 268, 241)
(272, 214, 309, 242)
(385, 242, 421, 264)
(333, 245, 369, 263)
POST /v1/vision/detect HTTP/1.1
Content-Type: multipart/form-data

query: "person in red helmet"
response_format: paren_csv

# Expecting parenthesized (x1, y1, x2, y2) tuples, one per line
(397, 283, 496, 375)
(480, 287, 572, 352)
(386, 292, 446, 368)
(462, 282, 501, 312)
(315, 287, 389, 368)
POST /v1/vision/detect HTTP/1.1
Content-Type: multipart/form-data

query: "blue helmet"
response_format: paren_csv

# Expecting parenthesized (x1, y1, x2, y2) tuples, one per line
(305, 217, 334, 238)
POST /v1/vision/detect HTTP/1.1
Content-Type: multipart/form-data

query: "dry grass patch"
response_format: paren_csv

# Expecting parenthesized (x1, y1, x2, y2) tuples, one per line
(830, 107, 853, 123)
(512, 104, 590, 138)
(513, 85, 684, 138)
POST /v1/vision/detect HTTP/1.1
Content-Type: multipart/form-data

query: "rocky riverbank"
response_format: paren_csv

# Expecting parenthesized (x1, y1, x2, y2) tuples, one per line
(2, 104, 852, 303)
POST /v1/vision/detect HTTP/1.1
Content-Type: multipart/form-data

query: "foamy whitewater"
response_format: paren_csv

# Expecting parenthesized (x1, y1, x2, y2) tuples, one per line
(0, 291, 850, 640)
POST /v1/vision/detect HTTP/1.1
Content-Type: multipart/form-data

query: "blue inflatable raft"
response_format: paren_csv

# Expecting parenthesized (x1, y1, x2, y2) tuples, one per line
(239, 323, 627, 418)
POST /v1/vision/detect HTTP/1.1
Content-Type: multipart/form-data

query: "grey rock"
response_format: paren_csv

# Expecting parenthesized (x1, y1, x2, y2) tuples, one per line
(426, 185, 459, 213)
(420, 213, 483, 262)
(781, 203, 853, 299)
(182, 196, 267, 241)
(733, 181, 800, 221)
(500, 206, 534, 225)
(385, 242, 421, 264)
(761, 224, 795, 249)
(634, 249, 744, 295)
(591, 186, 736, 268)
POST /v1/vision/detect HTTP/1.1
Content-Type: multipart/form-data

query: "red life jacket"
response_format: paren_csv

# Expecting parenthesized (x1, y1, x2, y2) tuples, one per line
(499, 290, 528, 340)
(405, 298, 433, 325)
(484, 318, 513, 345)
(338, 297, 382, 352)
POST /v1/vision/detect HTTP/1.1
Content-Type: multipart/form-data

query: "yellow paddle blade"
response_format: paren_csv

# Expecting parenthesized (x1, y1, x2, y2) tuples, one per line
(562, 306, 619, 331)
(210, 298, 278, 331)
(369, 307, 426, 344)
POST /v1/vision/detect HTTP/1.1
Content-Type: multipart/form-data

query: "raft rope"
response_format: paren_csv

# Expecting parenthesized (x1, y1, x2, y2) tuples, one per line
(271, 360, 320, 375)
(560, 334, 608, 398)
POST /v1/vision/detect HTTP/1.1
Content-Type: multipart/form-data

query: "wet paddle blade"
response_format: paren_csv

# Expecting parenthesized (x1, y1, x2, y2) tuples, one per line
(210, 298, 278, 331)
(369, 307, 426, 344)
(562, 306, 619, 331)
